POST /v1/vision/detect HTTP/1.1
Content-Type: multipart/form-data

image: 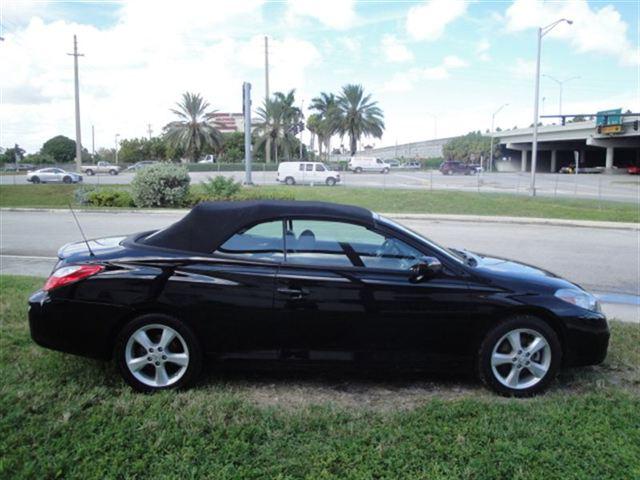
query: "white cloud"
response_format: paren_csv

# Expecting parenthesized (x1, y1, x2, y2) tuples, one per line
(406, 0, 467, 41)
(286, 0, 357, 30)
(506, 0, 639, 66)
(476, 39, 491, 61)
(509, 57, 537, 79)
(381, 35, 414, 63)
(381, 56, 468, 92)
(0, 0, 324, 152)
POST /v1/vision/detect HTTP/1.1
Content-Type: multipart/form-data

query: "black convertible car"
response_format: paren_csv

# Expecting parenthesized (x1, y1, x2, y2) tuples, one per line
(29, 201, 609, 396)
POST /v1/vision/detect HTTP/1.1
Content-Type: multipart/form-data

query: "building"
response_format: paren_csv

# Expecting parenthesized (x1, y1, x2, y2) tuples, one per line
(211, 113, 245, 133)
(354, 137, 452, 160)
(497, 115, 640, 173)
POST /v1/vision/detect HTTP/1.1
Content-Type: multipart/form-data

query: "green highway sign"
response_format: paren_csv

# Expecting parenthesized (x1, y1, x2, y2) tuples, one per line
(595, 108, 622, 126)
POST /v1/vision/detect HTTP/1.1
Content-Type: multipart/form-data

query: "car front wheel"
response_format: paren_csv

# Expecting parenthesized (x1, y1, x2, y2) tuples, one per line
(325, 177, 336, 186)
(85, 169, 94, 176)
(115, 314, 202, 392)
(285, 176, 295, 185)
(478, 315, 561, 397)
(31, 176, 40, 184)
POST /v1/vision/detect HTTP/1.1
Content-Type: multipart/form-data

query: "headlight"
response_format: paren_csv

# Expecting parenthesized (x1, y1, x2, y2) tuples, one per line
(555, 288, 601, 312)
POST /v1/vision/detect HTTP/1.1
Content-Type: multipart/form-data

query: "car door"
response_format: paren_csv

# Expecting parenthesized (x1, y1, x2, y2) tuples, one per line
(165, 220, 284, 359)
(274, 219, 472, 366)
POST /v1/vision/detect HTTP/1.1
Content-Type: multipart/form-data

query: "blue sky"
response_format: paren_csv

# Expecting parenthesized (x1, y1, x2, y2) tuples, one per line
(1, 0, 638, 153)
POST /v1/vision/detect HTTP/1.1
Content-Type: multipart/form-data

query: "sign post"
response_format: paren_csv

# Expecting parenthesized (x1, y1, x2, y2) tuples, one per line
(243, 82, 253, 185)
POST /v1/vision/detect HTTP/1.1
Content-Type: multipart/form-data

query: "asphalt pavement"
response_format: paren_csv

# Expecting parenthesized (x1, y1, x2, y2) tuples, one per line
(1, 209, 637, 322)
(2, 170, 638, 202)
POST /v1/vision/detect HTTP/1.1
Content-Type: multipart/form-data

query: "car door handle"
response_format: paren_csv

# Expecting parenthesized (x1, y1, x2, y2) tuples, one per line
(277, 287, 310, 298)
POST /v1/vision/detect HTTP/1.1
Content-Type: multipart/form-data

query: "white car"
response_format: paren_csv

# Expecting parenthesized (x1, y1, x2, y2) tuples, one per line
(26, 168, 83, 184)
(348, 156, 390, 174)
(198, 154, 216, 164)
(277, 161, 341, 186)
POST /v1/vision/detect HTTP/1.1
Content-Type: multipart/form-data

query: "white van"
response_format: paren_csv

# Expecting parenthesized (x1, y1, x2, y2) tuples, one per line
(277, 162, 341, 186)
(348, 156, 390, 173)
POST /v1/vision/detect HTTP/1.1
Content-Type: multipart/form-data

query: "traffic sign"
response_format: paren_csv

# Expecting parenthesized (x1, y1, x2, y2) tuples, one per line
(595, 108, 622, 126)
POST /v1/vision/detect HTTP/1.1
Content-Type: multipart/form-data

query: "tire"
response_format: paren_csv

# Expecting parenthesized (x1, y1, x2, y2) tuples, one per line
(115, 314, 202, 393)
(31, 176, 40, 184)
(448, 170, 454, 175)
(109, 169, 118, 175)
(478, 315, 561, 397)
(285, 176, 296, 186)
(382, 167, 390, 174)
(325, 177, 336, 186)
(85, 169, 94, 176)
(63, 176, 72, 184)
(355, 167, 363, 174)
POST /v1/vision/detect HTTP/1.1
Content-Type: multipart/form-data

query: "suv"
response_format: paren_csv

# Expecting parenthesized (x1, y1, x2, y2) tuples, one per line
(439, 161, 477, 175)
(277, 161, 341, 186)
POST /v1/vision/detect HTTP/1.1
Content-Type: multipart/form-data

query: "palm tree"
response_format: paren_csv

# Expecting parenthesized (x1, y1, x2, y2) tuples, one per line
(306, 113, 321, 155)
(256, 91, 303, 162)
(310, 92, 341, 160)
(337, 84, 385, 155)
(163, 92, 222, 162)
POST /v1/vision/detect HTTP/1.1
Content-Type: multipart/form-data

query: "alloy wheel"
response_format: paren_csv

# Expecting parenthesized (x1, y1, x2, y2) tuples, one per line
(124, 323, 190, 388)
(490, 328, 551, 390)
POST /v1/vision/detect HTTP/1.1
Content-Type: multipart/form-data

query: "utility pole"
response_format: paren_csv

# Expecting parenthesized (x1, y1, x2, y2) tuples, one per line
(91, 125, 95, 156)
(67, 35, 84, 171)
(489, 103, 508, 172)
(264, 36, 271, 164)
(243, 82, 253, 185)
(114, 133, 120, 164)
(147, 123, 153, 140)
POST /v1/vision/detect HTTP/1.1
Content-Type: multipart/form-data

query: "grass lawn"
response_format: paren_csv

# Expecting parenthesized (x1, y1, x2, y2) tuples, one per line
(1, 184, 638, 223)
(1, 275, 639, 479)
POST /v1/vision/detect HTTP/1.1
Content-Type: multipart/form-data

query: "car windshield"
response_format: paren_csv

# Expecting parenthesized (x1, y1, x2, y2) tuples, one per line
(376, 215, 466, 265)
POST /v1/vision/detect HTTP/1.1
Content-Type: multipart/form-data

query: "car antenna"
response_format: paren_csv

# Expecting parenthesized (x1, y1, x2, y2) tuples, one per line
(68, 202, 95, 257)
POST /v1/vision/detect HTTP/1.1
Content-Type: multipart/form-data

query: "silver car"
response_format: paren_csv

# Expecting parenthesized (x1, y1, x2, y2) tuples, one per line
(26, 168, 83, 184)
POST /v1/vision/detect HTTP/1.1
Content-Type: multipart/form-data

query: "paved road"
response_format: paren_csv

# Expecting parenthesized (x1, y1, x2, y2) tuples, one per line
(1, 210, 638, 296)
(2, 170, 638, 202)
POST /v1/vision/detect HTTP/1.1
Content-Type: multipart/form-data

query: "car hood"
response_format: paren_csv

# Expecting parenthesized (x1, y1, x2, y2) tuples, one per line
(470, 252, 580, 291)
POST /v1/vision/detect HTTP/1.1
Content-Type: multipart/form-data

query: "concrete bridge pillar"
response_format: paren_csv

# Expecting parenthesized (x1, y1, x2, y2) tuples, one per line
(605, 147, 614, 171)
(550, 150, 557, 172)
(521, 150, 528, 172)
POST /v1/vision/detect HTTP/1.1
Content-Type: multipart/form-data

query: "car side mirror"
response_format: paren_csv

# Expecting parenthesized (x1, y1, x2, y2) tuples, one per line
(409, 257, 443, 283)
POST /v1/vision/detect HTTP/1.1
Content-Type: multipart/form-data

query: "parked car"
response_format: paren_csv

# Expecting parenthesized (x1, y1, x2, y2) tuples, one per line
(28, 200, 608, 396)
(402, 161, 421, 169)
(559, 164, 604, 174)
(198, 155, 216, 164)
(628, 165, 640, 175)
(26, 168, 82, 184)
(4, 163, 35, 172)
(80, 161, 120, 176)
(386, 159, 401, 168)
(348, 157, 390, 174)
(277, 161, 341, 186)
(124, 161, 158, 172)
(439, 161, 477, 175)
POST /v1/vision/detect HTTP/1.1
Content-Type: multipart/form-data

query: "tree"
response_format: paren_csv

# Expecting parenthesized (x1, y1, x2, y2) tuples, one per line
(41, 135, 76, 162)
(219, 132, 244, 162)
(442, 131, 499, 162)
(336, 84, 385, 155)
(0, 145, 26, 165)
(117, 137, 168, 164)
(163, 92, 222, 162)
(255, 92, 302, 163)
(310, 92, 342, 160)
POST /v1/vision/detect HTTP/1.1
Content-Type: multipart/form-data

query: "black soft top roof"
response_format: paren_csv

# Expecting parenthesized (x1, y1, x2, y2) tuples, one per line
(141, 200, 375, 253)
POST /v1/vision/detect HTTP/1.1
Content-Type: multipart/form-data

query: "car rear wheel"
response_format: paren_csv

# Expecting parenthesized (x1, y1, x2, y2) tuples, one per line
(115, 314, 202, 392)
(355, 167, 363, 173)
(285, 176, 295, 185)
(478, 315, 561, 397)
(325, 177, 336, 186)
(63, 176, 72, 184)
(31, 176, 40, 184)
(109, 169, 118, 175)
(382, 167, 390, 174)
(85, 169, 94, 176)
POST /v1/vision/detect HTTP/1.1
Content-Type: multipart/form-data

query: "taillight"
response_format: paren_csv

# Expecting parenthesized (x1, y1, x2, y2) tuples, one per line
(43, 265, 105, 292)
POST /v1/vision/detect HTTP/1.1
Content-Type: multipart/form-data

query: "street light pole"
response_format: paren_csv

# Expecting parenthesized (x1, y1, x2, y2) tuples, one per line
(426, 113, 438, 139)
(542, 74, 580, 115)
(114, 133, 120, 164)
(489, 103, 508, 172)
(530, 18, 572, 197)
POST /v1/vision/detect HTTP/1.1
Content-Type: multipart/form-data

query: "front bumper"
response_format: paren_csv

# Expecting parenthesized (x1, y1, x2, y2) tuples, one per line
(562, 310, 610, 366)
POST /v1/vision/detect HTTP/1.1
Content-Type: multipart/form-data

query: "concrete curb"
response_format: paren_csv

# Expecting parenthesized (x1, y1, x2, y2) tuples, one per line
(2, 207, 637, 230)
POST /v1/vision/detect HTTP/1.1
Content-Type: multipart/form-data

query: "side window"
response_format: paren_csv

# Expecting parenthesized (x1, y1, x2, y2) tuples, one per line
(299, 164, 305, 171)
(376, 159, 383, 164)
(315, 164, 326, 172)
(285, 220, 425, 270)
(215, 220, 283, 262)
(305, 164, 313, 172)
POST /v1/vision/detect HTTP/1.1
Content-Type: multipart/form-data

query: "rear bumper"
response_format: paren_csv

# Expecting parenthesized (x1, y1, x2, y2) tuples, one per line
(28, 290, 131, 360)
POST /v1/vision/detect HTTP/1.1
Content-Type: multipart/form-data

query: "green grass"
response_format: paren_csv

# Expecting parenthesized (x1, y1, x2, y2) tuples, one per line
(1, 184, 638, 222)
(1, 275, 639, 479)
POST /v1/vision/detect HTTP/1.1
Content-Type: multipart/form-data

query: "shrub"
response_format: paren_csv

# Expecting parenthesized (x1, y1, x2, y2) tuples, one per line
(86, 188, 134, 207)
(131, 163, 190, 207)
(200, 175, 242, 200)
(74, 185, 97, 205)
(235, 188, 295, 201)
